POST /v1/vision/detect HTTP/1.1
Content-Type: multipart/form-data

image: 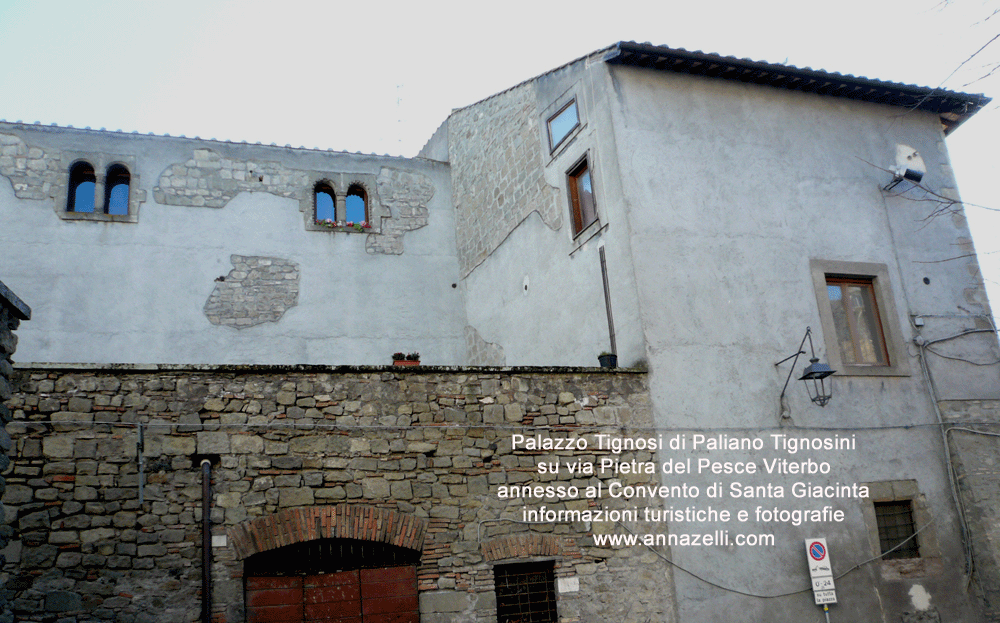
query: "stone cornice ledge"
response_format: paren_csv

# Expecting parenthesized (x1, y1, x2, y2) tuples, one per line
(13, 362, 645, 374)
(0, 279, 30, 321)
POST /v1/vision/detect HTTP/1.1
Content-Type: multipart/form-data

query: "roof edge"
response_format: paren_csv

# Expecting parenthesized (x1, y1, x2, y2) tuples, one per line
(605, 41, 991, 134)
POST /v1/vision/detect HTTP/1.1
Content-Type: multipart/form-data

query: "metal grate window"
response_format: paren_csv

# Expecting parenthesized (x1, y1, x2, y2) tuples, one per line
(875, 501, 919, 559)
(494, 561, 557, 623)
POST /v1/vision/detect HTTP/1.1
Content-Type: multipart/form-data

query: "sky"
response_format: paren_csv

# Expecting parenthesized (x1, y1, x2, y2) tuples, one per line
(0, 0, 997, 322)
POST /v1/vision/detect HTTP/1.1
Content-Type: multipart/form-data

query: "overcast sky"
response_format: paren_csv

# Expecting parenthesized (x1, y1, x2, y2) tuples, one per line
(1, 0, 997, 321)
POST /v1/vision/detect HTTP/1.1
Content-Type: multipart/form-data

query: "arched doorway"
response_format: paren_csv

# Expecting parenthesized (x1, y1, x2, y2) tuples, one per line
(230, 506, 426, 623)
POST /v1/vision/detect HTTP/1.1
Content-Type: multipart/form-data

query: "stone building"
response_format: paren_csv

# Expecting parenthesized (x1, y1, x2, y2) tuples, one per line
(1, 42, 999, 622)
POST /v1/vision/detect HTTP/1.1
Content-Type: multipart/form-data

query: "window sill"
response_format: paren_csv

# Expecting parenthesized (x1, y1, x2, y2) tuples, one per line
(569, 221, 607, 256)
(878, 556, 942, 580)
(308, 224, 379, 235)
(59, 211, 138, 224)
(834, 363, 909, 377)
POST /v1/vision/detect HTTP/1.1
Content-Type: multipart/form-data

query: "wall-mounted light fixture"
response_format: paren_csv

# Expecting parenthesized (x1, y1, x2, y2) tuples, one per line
(775, 327, 835, 409)
(883, 144, 926, 191)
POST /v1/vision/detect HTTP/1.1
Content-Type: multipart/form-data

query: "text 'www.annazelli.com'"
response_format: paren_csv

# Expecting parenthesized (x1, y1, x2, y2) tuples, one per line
(592, 531, 775, 547)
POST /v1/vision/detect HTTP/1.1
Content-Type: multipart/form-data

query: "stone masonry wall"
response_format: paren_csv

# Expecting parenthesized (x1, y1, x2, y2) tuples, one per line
(5, 366, 674, 623)
(448, 85, 562, 277)
(939, 399, 1000, 622)
(0, 280, 30, 623)
(203, 256, 300, 329)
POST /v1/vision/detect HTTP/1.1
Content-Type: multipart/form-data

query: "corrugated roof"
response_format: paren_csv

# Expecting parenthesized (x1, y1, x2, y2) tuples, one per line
(604, 41, 991, 134)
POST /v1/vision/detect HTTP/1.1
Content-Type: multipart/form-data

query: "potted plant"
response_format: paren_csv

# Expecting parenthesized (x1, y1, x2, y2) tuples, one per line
(598, 351, 618, 368)
(393, 352, 421, 366)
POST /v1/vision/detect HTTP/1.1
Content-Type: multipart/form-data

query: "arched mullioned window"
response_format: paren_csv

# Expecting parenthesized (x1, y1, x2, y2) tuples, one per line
(104, 164, 130, 215)
(315, 182, 335, 222)
(345, 184, 367, 223)
(67, 162, 96, 213)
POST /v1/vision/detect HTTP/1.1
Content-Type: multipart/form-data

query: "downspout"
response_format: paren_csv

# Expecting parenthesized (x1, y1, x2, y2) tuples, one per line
(201, 459, 212, 623)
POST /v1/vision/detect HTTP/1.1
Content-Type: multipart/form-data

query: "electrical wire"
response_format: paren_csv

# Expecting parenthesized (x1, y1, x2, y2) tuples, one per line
(616, 517, 934, 599)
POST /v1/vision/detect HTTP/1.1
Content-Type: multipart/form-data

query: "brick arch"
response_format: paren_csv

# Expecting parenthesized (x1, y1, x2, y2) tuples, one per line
(481, 533, 580, 562)
(228, 505, 427, 560)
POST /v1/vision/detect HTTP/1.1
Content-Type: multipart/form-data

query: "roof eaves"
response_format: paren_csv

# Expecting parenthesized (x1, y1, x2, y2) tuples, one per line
(604, 41, 991, 134)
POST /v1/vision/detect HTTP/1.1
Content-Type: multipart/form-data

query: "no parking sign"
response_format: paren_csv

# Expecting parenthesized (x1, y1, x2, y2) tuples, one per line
(805, 538, 837, 604)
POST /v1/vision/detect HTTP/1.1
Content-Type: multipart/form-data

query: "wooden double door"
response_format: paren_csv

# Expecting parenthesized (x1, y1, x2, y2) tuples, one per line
(246, 566, 419, 623)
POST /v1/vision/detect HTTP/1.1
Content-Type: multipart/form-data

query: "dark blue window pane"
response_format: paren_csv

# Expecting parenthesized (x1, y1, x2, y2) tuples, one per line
(346, 194, 365, 222)
(74, 181, 95, 213)
(316, 191, 334, 221)
(548, 101, 579, 150)
(107, 183, 129, 215)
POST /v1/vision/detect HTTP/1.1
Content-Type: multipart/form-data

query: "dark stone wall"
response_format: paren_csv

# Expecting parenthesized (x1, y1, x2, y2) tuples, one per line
(0, 280, 30, 623)
(5, 365, 674, 623)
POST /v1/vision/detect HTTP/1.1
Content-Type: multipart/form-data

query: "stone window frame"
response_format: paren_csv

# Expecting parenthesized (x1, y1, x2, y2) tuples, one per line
(54, 152, 144, 223)
(300, 172, 384, 234)
(861, 479, 941, 578)
(809, 260, 909, 377)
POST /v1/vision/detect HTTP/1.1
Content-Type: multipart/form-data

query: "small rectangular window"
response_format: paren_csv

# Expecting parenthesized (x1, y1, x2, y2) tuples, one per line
(494, 561, 557, 623)
(874, 500, 919, 559)
(568, 157, 597, 236)
(825, 276, 889, 366)
(547, 100, 580, 151)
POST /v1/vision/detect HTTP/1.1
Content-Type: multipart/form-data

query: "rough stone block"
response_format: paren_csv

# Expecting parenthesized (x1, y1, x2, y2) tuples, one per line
(231, 434, 263, 454)
(278, 487, 313, 507)
(42, 436, 74, 458)
(197, 431, 230, 454)
(419, 591, 469, 614)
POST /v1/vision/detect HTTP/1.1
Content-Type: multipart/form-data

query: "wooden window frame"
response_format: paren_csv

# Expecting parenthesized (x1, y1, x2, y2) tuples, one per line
(346, 184, 369, 224)
(301, 173, 381, 234)
(810, 260, 908, 376)
(314, 181, 336, 222)
(567, 155, 597, 237)
(824, 275, 889, 366)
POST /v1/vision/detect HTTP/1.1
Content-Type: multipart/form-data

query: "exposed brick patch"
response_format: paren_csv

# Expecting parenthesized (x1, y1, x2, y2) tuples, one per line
(481, 533, 569, 561)
(203, 255, 300, 329)
(228, 505, 427, 560)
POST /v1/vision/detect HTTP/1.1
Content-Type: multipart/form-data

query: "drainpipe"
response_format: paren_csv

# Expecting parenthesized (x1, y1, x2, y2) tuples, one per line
(201, 459, 212, 623)
(599, 242, 617, 355)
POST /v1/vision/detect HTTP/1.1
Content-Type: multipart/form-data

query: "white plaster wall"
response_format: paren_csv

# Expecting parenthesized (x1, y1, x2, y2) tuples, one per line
(607, 64, 997, 623)
(460, 57, 646, 367)
(0, 127, 465, 365)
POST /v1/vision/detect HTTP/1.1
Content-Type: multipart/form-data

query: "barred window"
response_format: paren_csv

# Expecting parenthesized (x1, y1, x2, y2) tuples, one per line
(494, 561, 557, 623)
(875, 500, 919, 559)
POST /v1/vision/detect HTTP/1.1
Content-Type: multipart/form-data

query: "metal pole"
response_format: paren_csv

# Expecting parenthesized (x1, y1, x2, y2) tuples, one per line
(201, 459, 212, 623)
(137, 422, 145, 504)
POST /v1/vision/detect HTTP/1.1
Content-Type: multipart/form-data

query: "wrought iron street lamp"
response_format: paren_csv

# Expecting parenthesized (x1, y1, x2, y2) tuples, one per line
(776, 327, 835, 408)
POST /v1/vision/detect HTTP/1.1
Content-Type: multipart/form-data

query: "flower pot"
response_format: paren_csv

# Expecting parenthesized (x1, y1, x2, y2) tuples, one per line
(598, 354, 618, 368)
(393, 360, 420, 366)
